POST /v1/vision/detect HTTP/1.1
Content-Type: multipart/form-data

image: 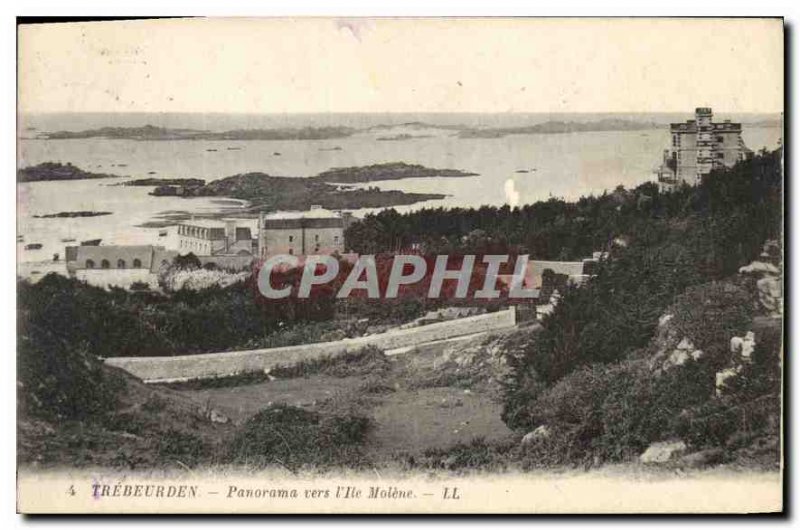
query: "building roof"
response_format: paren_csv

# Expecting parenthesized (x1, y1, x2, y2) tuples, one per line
(264, 208, 342, 220)
(670, 120, 742, 133)
(179, 219, 229, 228)
(67, 245, 162, 270)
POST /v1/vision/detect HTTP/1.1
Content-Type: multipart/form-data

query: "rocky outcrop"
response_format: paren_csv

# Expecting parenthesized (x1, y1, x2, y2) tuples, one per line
(716, 330, 758, 397)
(739, 240, 782, 317)
(639, 440, 687, 464)
(521, 425, 551, 447)
(661, 337, 704, 371)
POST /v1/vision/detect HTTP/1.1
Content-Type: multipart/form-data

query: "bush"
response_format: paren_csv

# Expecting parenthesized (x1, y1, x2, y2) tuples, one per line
(17, 329, 122, 421)
(413, 437, 514, 472)
(502, 150, 783, 449)
(227, 404, 371, 469)
(156, 429, 208, 467)
(173, 252, 202, 270)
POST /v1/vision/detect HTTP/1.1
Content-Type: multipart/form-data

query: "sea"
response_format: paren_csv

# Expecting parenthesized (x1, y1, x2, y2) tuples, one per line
(16, 112, 783, 274)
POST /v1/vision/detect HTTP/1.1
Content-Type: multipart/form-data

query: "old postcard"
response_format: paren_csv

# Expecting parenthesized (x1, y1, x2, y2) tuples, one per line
(16, 17, 784, 514)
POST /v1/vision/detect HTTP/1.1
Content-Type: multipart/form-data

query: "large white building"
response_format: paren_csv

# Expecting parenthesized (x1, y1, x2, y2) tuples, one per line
(176, 219, 257, 256)
(656, 107, 752, 191)
(258, 207, 349, 259)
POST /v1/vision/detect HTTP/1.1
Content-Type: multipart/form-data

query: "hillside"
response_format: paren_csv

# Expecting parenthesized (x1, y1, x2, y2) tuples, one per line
(150, 171, 448, 209)
(458, 118, 660, 138)
(314, 162, 477, 183)
(38, 124, 356, 141)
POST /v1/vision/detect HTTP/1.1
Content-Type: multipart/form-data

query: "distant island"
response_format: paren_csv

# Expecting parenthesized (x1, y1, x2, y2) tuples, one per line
(37, 124, 356, 141)
(19, 161, 474, 210)
(32, 119, 679, 143)
(376, 134, 434, 141)
(457, 119, 660, 138)
(313, 162, 478, 183)
(33, 211, 112, 218)
(118, 177, 206, 187)
(149, 172, 446, 210)
(17, 162, 123, 183)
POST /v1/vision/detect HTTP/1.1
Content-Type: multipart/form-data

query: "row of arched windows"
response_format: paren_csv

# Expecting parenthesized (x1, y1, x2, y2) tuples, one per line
(85, 258, 143, 269)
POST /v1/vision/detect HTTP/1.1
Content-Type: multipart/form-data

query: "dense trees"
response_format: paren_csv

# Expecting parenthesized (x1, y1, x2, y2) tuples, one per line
(501, 149, 783, 437)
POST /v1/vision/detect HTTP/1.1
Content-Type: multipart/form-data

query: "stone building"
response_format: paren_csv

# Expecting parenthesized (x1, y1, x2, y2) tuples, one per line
(258, 207, 349, 258)
(177, 219, 257, 256)
(656, 107, 752, 191)
(65, 244, 178, 289)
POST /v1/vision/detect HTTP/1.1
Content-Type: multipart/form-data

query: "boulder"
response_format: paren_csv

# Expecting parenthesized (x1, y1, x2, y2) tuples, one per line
(658, 313, 674, 328)
(730, 331, 756, 364)
(209, 409, 229, 424)
(639, 440, 687, 464)
(757, 276, 782, 316)
(739, 261, 780, 275)
(715, 366, 741, 397)
(521, 425, 552, 447)
(661, 337, 703, 370)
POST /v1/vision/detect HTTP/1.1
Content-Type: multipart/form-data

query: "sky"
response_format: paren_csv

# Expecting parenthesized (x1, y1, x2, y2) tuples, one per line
(18, 18, 784, 115)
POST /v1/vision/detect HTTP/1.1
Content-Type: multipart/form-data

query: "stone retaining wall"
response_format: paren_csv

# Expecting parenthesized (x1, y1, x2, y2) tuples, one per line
(105, 307, 516, 383)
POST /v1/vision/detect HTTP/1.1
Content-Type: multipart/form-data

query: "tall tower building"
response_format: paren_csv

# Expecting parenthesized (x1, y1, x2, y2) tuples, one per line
(656, 107, 752, 191)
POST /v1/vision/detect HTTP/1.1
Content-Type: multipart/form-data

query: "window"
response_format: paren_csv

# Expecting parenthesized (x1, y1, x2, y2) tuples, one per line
(85, 259, 95, 269)
(133, 258, 142, 268)
(289, 235, 294, 242)
(117, 259, 126, 268)
(314, 234, 319, 242)
(288, 248, 294, 255)
(334, 236, 340, 244)
(101, 259, 110, 269)
(716, 152, 724, 159)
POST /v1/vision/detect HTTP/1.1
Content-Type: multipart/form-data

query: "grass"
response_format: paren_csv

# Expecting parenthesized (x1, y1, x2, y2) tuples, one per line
(269, 346, 391, 379)
(226, 404, 373, 470)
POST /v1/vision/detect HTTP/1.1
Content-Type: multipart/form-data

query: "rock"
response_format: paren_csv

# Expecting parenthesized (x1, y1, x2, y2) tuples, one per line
(741, 331, 756, 362)
(521, 425, 552, 447)
(739, 261, 780, 275)
(679, 448, 725, 469)
(730, 331, 756, 364)
(715, 367, 740, 397)
(639, 440, 687, 464)
(757, 276, 782, 316)
(209, 409, 229, 424)
(661, 337, 703, 370)
(666, 349, 690, 367)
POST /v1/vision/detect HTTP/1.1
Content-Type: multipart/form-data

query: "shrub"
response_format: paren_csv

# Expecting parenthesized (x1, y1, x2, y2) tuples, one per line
(17, 327, 122, 421)
(173, 252, 202, 270)
(156, 429, 208, 467)
(227, 404, 371, 469)
(414, 437, 514, 472)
